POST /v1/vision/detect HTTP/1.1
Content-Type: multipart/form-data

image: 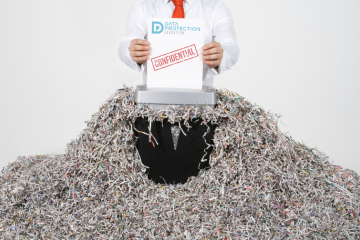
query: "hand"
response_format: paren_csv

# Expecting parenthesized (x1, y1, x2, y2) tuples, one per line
(202, 42, 224, 68)
(128, 39, 150, 64)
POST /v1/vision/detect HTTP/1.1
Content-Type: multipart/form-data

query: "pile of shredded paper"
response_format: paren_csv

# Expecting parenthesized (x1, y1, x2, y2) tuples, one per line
(1, 86, 359, 239)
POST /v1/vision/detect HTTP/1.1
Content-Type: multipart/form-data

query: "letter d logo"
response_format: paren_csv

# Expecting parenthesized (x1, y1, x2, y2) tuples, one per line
(152, 22, 164, 34)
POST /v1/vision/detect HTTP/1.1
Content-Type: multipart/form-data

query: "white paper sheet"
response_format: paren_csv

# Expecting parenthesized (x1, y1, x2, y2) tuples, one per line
(146, 18, 204, 89)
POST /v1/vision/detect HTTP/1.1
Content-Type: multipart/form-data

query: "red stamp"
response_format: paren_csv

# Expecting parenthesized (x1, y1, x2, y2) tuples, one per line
(150, 44, 199, 71)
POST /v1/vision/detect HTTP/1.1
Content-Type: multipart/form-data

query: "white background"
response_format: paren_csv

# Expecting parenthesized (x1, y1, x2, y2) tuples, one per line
(0, 0, 359, 174)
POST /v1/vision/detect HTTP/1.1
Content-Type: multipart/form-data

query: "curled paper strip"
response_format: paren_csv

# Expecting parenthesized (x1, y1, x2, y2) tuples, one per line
(0, 86, 359, 239)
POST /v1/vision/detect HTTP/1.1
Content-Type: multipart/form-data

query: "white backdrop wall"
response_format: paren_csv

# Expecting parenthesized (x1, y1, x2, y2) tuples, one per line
(0, 0, 359, 174)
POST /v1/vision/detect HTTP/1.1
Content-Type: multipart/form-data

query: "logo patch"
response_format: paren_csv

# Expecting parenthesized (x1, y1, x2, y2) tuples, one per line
(152, 22, 164, 34)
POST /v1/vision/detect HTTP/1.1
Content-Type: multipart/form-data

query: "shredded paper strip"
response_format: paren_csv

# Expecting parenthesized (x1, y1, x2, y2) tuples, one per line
(0, 86, 359, 239)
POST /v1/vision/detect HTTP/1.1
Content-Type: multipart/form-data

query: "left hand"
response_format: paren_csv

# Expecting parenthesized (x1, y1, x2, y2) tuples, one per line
(202, 42, 224, 68)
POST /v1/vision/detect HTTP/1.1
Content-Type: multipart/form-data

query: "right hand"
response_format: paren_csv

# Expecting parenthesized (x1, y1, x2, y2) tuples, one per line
(128, 39, 150, 64)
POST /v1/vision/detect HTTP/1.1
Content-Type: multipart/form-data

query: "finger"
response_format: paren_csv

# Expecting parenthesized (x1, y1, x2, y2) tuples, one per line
(202, 42, 217, 50)
(133, 55, 148, 62)
(133, 45, 150, 51)
(203, 59, 221, 67)
(133, 39, 149, 46)
(203, 53, 222, 60)
(129, 44, 149, 51)
(133, 51, 149, 57)
(203, 59, 220, 65)
(130, 50, 147, 57)
(202, 47, 222, 56)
